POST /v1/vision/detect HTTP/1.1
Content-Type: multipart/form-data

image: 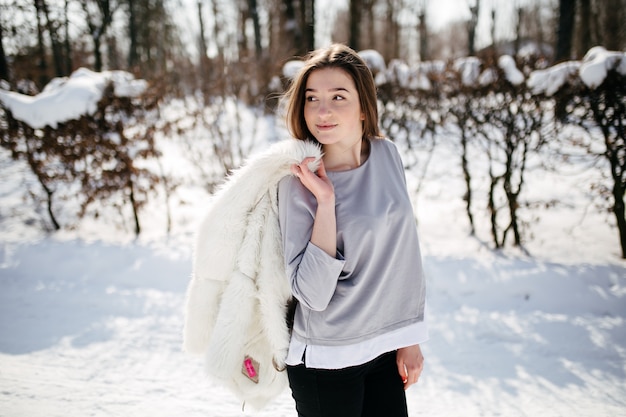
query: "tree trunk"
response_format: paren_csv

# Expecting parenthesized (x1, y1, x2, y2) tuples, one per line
(588, 77, 626, 258)
(488, 172, 501, 249)
(34, 0, 49, 87)
(196, 0, 211, 88)
(611, 167, 626, 258)
(42, 178, 61, 231)
(514, 7, 522, 56)
(503, 139, 523, 247)
(248, 0, 262, 58)
(460, 123, 475, 235)
(282, 0, 302, 57)
(238, 5, 249, 60)
(82, 0, 115, 72)
(94, 35, 103, 72)
(556, 0, 575, 61)
(0, 18, 9, 83)
(129, 177, 141, 236)
(364, 0, 375, 49)
(603, 0, 624, 51)
(128, 0, 139, 68)
(383, 0, 398, 61)
(63, 0, 72, 74)
(468, 0, 480, 55)
(577, 0, 592, 57)
(24, 133, 60, 230)
(349, 0, 362, 51)
(211, 0, 224, 62)
(301, 0, 315, 52)
(307, 0, 315, 51)
(40, 0, 65, 76)
(418, 7, 428, 61)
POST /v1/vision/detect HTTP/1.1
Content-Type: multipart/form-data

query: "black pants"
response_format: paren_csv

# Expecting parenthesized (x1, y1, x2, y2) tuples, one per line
(287, 351, 408, 417)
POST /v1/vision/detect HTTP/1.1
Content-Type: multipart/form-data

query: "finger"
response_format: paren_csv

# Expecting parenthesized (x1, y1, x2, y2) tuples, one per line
(396, 359, 408, 385)
(406, 362, 424, 388)
(316, 158, 328, 178)
(290, 164, 300, 176)
(300, 156, 316, 169)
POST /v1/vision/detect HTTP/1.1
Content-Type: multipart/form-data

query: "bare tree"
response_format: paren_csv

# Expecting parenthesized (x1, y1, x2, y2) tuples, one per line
(81, 0, 119, 72)
(588, 72, 626, 258)
(35, 0, 65, 77)
(555, 67, 626, 258)
(446, 84, 480, 235)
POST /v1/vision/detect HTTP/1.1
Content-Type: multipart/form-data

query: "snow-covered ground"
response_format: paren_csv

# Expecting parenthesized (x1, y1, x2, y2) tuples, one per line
(1, 128, 625, 417)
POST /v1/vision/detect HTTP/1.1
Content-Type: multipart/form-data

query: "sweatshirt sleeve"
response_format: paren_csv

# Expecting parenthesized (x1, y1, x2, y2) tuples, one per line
(278, 175, 345, 311)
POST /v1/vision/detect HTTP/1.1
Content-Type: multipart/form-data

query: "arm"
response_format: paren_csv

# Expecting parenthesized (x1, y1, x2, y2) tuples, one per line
(291, 157, 336, 257)
(279, 158, 344, 311)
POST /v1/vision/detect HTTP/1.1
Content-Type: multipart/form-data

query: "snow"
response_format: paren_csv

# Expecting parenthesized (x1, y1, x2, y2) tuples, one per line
(358, 49, 386, 74)
(451, 56, 522, 88)
(454, 56, 482, 87)
(377, 59, 433, 90)
(528, 47, 626, 95)
(0, 68, 147, 129)
(527, 61, 581, 96)
(498, 55, 525, 86)
(1, 53, 626, 416)
(282, 60, 305, 80)
(580, 46, 626, 89)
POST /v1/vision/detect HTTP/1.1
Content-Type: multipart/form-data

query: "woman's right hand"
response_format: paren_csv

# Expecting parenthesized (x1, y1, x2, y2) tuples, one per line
(291, 157, 335, 204)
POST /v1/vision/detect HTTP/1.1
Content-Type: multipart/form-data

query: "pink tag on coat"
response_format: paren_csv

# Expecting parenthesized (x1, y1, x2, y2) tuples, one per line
(244, 358, 257, 378)
(242, 356, 260, 383)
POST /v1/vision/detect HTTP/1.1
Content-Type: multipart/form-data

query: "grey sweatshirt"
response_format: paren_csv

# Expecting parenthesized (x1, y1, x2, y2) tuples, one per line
(278, 138, 426, 347)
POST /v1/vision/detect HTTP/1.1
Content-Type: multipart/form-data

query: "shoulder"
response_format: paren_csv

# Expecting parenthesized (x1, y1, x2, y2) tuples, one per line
(279, 173, 315, 204)
(370, 137, 403, 166)
(370, 137, 400, 153)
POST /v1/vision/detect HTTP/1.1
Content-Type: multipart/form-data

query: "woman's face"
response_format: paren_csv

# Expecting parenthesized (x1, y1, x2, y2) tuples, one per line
(303, 67, 365, 147)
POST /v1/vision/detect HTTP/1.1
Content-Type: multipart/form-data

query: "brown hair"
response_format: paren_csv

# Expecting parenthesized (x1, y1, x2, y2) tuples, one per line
(283, 44, 381, 141)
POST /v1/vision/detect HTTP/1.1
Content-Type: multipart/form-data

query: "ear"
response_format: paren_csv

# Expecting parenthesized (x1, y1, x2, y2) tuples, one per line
(360, 112, 365, 121)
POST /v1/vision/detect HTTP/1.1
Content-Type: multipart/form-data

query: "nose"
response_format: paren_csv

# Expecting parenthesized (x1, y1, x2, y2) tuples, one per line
(317, 101, 331, 118)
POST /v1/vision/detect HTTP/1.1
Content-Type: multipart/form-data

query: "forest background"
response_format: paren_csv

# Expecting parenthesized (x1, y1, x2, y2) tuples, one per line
(0, 0, 625, 258)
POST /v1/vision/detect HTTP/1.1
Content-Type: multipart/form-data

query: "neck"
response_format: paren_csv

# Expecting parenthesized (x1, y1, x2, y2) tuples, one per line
(323, 137, 369, 171)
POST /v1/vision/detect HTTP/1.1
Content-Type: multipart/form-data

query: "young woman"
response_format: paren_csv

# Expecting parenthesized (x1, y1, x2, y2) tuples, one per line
(278, 44, 428, 417)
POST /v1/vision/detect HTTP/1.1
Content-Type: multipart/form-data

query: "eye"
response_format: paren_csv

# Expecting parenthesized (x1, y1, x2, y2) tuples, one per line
(305, 95, 318, 102)
(333, 95, 345, 101)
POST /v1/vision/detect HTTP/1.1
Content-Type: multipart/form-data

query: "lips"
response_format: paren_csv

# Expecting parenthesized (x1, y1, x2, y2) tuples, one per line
(316, 124, 337, 131)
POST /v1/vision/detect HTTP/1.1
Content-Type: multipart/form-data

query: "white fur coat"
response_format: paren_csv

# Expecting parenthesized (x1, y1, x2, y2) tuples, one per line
(183, 139, 322, 410)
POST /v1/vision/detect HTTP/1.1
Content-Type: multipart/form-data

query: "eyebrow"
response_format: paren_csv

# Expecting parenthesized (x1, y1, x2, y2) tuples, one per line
(305, 87, 351, 93)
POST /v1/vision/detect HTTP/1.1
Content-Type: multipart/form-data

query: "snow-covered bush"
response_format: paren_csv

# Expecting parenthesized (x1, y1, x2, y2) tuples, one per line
(0, 69, 163, 235)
